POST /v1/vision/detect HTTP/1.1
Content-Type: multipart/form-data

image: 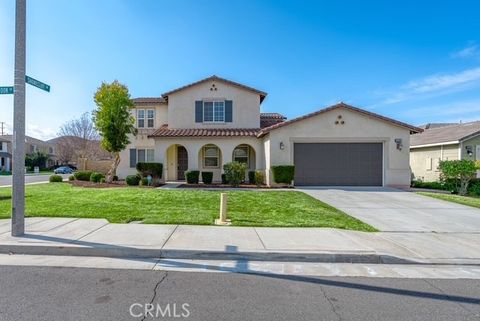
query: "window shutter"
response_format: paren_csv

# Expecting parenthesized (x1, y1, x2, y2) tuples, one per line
(225, 100, 233, 122)
(195, 101, 203, 123)
(130, 149, 137, 168)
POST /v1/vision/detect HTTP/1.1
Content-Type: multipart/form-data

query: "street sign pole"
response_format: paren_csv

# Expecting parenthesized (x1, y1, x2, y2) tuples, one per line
(12, 0, 26, 236)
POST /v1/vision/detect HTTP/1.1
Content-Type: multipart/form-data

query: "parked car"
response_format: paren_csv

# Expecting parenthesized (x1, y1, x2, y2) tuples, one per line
(54, 166, 74, 174)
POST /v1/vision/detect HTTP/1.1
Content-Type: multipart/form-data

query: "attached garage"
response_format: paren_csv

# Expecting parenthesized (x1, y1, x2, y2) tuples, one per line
(259, 103, 423, 188)
(293, 142, 383, 186)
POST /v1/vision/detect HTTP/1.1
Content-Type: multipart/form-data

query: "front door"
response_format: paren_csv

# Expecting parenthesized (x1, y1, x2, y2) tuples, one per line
(177, 146, 188, 180)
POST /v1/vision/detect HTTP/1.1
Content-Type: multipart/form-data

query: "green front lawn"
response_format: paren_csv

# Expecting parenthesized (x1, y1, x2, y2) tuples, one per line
(418, 192, 480, 209)
(0, 183, 376, 231)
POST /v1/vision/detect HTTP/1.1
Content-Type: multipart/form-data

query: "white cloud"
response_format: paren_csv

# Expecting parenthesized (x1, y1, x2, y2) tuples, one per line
(382, 67, 480, 104)
(451, 43, 480, 59)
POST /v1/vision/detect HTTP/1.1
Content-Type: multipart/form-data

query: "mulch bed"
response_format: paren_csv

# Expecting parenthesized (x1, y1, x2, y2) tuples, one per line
(178, 183, 293, 189)
(68, 181, 163, 189)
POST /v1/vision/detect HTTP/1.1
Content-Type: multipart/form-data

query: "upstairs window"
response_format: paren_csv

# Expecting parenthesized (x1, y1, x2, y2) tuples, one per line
(137, 109, 145, 128)
(137, 109, 155, 128)
(147, 109, 155, 128)
(203, 101, 224, 123)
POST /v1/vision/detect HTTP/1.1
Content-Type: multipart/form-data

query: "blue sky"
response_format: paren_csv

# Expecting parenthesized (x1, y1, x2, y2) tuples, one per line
(1, 0, 480, 139)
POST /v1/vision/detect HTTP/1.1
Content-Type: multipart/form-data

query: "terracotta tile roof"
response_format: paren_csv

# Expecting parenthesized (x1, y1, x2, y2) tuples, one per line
(260, 113, 286, 128)
(149, 125, 260, 138)
(411, 121, 480, 147)
(132, 97, 166, 104)
(161, 75, 267, 103)
(258, 102, 423, 137)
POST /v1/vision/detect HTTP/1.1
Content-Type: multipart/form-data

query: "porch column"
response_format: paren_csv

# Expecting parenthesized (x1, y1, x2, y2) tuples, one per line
(6, 157, 11, 172)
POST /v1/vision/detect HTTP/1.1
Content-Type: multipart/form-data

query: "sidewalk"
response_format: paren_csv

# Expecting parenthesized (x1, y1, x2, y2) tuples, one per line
(0, 218, 479, 265)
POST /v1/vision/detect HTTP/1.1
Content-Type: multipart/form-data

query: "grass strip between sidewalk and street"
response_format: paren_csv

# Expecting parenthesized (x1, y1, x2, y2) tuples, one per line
(0, 183, 376, 231)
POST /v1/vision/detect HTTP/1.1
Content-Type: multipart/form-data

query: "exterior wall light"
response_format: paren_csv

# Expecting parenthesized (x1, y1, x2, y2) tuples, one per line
(394, 138, 403, 151)
(279, 142, 285, 150)
(466, 145, 473, 156)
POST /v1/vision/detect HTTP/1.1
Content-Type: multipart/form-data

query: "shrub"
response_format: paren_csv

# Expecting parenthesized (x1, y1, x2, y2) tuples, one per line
(248, 171, 256, 184)
(49, 175, 63, 183)
(100, 178, 106, 184)
(202, 171, 213, 184)
(68, 175, 75, 181)
(136, 163, 163, 179)
(469, 179, 480, 196)
(223, 161, 247, 187)
(74, 170, 93, 181)
(254, 170, 265, 186)
(221, 174, 227, 184)
(90, 172, 105, 183)
(113, 175, 119, 182)
(126, 174, 141, 186)
(271, 165, 295, 184)
(140, 177, 149, 186)
(439, 160, 477, 195)
(185, 170, 200, 184)
(410, 180, 445, 190)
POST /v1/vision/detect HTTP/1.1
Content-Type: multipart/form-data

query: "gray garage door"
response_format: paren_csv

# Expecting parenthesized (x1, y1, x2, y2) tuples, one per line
(294, 143, 383, 186)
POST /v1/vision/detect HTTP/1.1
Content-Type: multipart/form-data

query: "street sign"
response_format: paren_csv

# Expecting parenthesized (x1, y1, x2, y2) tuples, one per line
(0, 86, 14, 94)
(25, 75, 50, 92)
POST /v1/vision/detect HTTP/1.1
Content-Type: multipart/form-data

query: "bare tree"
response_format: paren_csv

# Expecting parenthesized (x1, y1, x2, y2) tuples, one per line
(58, 112, 99, 159)
(55, 136, 76, 164)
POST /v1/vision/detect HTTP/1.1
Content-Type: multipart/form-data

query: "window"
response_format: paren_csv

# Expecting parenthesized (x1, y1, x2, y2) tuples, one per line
(147, 109, 155, 128)
(203, 101, 224, 123)
(233, 146, 249, 165)
(137, 109, 145, 128)
(137, 149, 155, 163)
(204, 146, 219, 167)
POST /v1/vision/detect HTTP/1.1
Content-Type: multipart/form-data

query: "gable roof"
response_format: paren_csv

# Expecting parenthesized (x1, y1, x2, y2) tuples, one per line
(161, 75, 267, 103)
(131, 97, 166, 104)
(410, 121, 480, 147)
(260, 113, 286, 128)
(258, 103, 422, 137)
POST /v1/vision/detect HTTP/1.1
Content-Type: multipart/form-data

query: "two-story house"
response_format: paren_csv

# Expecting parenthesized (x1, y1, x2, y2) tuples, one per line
(118, 75, 422, 187)
(0, 135, 57, 170)
(0, 136, 11, 172)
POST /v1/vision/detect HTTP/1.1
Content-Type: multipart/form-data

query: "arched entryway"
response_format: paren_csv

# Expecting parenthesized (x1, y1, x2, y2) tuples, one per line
(165, 144, 188, 181)
(198, 144, 223, 182)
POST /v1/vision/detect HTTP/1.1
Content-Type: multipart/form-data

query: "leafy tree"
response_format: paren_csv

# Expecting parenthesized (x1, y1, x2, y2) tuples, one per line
(439, 160, 477, 196)
(25, 151, 49, 170)
(93, 80, 136, 182)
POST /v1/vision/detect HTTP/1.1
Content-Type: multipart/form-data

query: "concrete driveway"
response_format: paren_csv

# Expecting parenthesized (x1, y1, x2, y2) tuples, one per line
(299, 187, 480, 232)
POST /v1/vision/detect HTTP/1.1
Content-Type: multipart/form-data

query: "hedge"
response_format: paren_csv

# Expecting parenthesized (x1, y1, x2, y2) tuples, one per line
(74, 170, 93, 181)
(49, 175, 63, 183)
(90, 172, 105, 183)
(136, 163, 163, 179)
(271, 165, 295, 184)
(221, 174, 227, 184)
(254, 170, 265, 186)
(126, 174, 141, 186)
(248, 171, 256, 184)
(185, 170, 200, 184)
(223, 161, 246, 187)
(201, 171, 213, 184)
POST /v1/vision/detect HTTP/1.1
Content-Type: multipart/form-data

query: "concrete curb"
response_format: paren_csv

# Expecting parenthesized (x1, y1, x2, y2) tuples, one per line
(0, 243, 431, 264)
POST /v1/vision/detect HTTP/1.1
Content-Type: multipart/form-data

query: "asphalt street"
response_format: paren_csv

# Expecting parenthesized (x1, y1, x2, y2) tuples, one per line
(0, 265, 478, 321)
(0, 174, 69, 187)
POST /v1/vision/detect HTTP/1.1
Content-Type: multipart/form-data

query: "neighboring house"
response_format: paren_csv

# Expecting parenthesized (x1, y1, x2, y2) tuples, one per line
(0, 137, 11, 172)
(117, 75, 421, 187)
(410, 121, 480, 181)
(0, 135, 57, 169)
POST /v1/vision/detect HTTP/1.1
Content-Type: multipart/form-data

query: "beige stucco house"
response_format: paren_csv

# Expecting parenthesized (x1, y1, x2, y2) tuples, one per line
(0, 135, 57, 170)
(410, 121, 480, 181)
(117, 75, 421, 187)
